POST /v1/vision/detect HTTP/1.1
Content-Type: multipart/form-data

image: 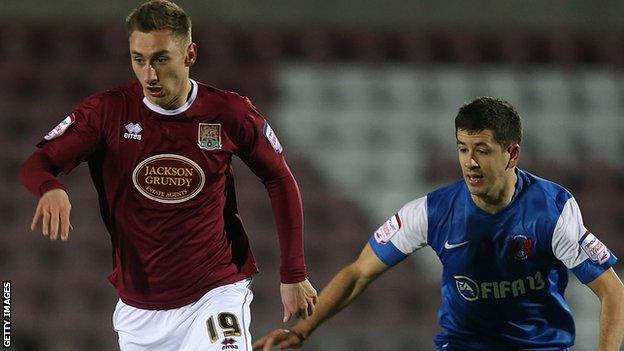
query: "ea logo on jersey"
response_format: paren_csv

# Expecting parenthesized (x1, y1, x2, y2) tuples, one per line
(509, 234, 533, 261)
(454, 276, 479, 301)
(454, 272, 547, 301)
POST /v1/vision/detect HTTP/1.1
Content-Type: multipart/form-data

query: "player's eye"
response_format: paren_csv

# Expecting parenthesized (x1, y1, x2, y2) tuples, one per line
(155, 56, 169, 64)
(477, 148, 489, 154)
(133, 57, 145, 64)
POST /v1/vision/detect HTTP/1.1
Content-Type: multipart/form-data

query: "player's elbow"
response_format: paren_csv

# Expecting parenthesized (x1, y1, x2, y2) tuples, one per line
(603, 285, 624, 322)
(595, 275, 624, 306)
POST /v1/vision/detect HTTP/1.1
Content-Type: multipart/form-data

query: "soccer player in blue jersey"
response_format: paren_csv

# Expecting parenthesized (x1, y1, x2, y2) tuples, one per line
(253, 97, 624, 351)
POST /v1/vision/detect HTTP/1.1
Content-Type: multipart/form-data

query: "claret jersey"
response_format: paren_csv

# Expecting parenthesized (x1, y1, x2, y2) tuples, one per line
(31, 80, 304, 309)
(369, 169, 617, 350)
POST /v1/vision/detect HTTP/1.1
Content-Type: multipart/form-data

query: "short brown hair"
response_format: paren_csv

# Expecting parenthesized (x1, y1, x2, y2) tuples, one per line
(126, 0, 192, 45)
(455, 96, 522, 148)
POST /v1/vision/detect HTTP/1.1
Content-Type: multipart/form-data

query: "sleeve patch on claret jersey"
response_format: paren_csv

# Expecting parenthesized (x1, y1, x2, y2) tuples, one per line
(263, 122, 283, 154)
(44, 114, 76, 140)
(580, 231, 611, 265)
(374, 213, 402, 244)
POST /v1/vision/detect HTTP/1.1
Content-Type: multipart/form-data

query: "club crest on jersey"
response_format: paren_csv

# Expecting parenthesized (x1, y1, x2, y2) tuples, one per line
(374, 213, 402, 244)
(263, 122, 283, 154)
(198, 123, 222, 150)
(579, 231, 610, 265)
(44, 114, 76, 140)
(508, 234, 533, 261)
(124, 122, 143, 140)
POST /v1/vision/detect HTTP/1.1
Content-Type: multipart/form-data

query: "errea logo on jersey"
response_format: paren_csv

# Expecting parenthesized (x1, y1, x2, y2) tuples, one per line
(454, 271, 546, 301)
(124, 123, 142, 140)
(221, 338, 238, 350)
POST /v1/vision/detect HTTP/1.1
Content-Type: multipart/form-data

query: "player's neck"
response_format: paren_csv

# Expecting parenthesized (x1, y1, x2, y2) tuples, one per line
(184, 79, 193, 101)
(175, 79, 193, 107)
(471, 170, 518, 214)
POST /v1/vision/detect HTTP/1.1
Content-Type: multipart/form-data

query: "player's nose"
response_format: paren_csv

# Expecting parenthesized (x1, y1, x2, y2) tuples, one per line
(465, 157, 479, 169)
(144, 64, 158, 83)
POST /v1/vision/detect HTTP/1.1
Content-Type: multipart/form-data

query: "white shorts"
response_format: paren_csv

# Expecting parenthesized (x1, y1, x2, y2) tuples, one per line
(113, 279, 253, 351)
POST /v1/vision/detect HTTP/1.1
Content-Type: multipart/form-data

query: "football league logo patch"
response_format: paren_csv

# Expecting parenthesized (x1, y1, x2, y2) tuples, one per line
(374, 213, 402, 244)
(263, 122, 283, 154)
(580, 231, 610, 265)
(44, 114, 76, 140)
(198, 123, 222, 150)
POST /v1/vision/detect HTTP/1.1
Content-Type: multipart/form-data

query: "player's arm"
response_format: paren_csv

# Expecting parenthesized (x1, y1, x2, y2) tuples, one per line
(20, 94, 107, 241)
(253, 243, 390, 350)
(262, 167, 317, 323)
(587, 268, 624, 351)
(550, 197, 622, 350)
(254, 197, 426, 350)
(20, 150, 72, 241)
(233, 96, 317, 322)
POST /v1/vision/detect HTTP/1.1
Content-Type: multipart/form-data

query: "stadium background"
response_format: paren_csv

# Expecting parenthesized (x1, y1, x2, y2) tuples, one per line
(1, 1, 623, 350)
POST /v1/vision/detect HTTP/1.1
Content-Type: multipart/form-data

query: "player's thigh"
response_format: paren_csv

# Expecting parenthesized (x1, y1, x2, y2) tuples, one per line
(180, 280, 254, 351)
(113, 299, 183, 351)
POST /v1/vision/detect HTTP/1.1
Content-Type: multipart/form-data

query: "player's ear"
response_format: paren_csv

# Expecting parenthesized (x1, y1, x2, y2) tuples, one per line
(506, 144, 520, 169)
(184, 42, 197, 67)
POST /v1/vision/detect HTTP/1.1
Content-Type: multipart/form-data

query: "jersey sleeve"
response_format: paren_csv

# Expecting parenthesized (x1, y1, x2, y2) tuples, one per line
(232, 96, 306, 283)
(368, 196, 428, 267)
(233, 97, 286, 175)
(36, 94, 106, 174)
(551, 197, 617, 284)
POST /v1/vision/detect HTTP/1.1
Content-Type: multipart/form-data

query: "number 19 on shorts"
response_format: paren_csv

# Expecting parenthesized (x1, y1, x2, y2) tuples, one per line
(206, 312, 241, 343)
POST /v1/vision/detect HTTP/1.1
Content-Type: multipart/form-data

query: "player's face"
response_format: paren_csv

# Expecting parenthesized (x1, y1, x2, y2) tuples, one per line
(457, 129, 519, 203)
(129, 29, 197, 109)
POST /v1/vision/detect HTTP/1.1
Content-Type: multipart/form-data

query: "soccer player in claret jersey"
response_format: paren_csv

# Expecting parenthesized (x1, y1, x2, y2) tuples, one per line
(19, 1, 317, 350)
(253, 97, 624, 351)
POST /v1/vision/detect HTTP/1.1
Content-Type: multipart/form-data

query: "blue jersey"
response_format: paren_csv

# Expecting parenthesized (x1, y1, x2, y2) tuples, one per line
(369, 169, 617, 351)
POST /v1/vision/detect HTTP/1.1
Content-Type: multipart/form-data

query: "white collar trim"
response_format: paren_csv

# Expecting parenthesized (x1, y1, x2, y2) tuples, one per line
(142, 79, 198, 115)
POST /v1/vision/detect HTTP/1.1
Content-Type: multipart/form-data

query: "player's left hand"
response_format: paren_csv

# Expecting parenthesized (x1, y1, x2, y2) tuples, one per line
(280, 279, 317, 322)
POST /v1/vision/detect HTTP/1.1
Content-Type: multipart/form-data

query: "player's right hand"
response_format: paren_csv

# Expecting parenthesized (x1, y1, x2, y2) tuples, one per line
(31, 188, 73, 241)
(252, 328, 304, 350)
